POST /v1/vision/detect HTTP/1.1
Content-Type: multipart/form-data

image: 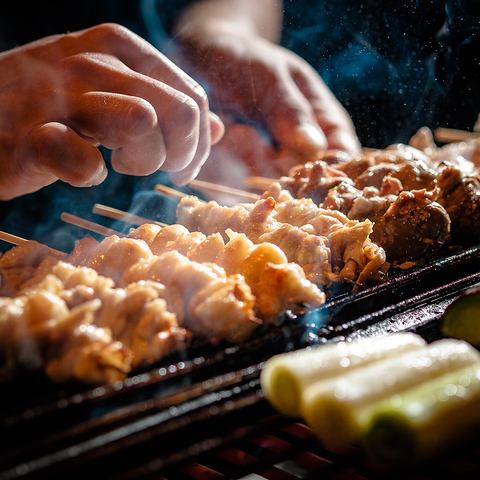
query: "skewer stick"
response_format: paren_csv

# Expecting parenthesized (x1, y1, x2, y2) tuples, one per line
(155, 184, 188, 199)
(245, 176, 277, 191)
(434, 128, 480, 144)
(0, 230, 29, 246)
(61, 213, 125, 237)
(93, 204, 166, 227)
(189, 179, 260, 202)
(0, 230, 66, 256)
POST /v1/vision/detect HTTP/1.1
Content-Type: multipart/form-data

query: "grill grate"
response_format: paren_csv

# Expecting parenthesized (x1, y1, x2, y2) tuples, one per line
(0, 244, 480, 479)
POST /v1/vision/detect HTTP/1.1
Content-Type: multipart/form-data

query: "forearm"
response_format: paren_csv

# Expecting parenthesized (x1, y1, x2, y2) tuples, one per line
(173, 0, 283, 42)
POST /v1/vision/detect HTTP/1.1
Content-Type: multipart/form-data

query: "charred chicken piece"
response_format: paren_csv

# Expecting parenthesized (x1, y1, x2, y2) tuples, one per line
(323, 184, 451, 261)
(354, 161, 437, 192)
(285, 160, 351, 203)
(372, 190, 451, 261)
(437, 166, 480, 244)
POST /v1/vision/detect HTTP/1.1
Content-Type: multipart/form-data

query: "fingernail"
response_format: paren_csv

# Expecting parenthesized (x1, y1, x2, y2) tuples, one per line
(209, 112, 225, 144)
(92, 163, 108, 186)
(294, 123, 327, 151)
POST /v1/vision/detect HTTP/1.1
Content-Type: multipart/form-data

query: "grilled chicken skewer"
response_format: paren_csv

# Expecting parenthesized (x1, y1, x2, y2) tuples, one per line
(174, 193, 387, 286)
(0, 236, 258, 343)
(1, 259, 188, 384)
(128, 224, 325, 320)
(70, 236, 259, 342)
(276, 138, 479, 247)
(56, 213, 325, 322)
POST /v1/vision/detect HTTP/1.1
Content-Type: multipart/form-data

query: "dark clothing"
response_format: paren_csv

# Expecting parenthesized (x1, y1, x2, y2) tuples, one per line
(0, 1, 478, 248)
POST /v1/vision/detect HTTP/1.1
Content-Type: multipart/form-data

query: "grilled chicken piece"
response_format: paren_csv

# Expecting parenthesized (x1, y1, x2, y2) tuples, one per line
(130, 224, 325, 321)
(72, 239, 259, 343)
(177, 195, 387, 286)
(322, 181, 451, 262)
(0, 241, 63, 296)
(25, 262, 188, 368)
(285, 160, 351, 203)
(437, 166, 480, 244)
(123, 250, 258, 342)
(79, 236, 152, 284)
(372, 190, 451, 261)
(0, 293, 132, 384)
(354, 161, 437, 192)
(44, 303, 132, 384)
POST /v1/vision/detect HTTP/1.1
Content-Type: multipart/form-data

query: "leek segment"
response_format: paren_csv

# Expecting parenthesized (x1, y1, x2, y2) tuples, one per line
(442, 292, 480, 346)
(365, 363, 480, 466)
(260, 333, 426, 417)
(300, 340, 480, 451)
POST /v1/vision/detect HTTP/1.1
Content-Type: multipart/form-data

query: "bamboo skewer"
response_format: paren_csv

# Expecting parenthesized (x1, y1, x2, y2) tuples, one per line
(434, 128, 480, 144)
(0, 230, 30, 247)
(0, 230, 66, 256)
(93, 204, 166, 227)
(245, 176, 277, 191)
(60, 213, 125, 237)
(155, 184, 188, 199)
(189, 179, 260, 202)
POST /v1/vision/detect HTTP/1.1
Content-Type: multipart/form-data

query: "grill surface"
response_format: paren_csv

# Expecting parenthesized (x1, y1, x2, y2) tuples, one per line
(1, 244, 480, 479)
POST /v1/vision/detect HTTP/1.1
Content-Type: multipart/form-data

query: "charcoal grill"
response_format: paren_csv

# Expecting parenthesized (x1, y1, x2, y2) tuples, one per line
(1, 244, 480, 479)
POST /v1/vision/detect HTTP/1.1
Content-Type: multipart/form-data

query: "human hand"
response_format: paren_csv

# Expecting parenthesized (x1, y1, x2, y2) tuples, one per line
(0, 23, 224, 200)
(176, 28, 360, 164)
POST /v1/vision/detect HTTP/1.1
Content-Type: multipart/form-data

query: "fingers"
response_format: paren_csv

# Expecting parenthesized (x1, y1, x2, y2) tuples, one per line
(78, 24, 223, 179)
(66, 91, 167, 175)
(25, 122, 107, 187)
(111, 132, 166, 175)
(261, 74, 327, 157)
(292, 67, 361, 155)
(17, 24, 222, 181)
(61, 52, 205, 176)
(66, 91, 158, 149)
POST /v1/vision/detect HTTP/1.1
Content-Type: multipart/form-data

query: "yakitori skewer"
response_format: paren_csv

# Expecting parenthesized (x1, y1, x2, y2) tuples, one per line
(0, 229, 261, 341)
(54, 210, 325, 320)
(0, 230, 30, 247)
(434, 127, 480, 144)
(61, 212, 124, 237)
(245, 176, 278, 192)
(155, 184, 188, 199)
(93, 204, 166, 227)
(156, 185, 387, 286)
(0, 239, 187, 384)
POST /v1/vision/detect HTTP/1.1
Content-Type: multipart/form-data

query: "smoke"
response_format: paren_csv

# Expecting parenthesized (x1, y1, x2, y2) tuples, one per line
(281, 0, 478, 146)
(1, 1, 478, 251)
